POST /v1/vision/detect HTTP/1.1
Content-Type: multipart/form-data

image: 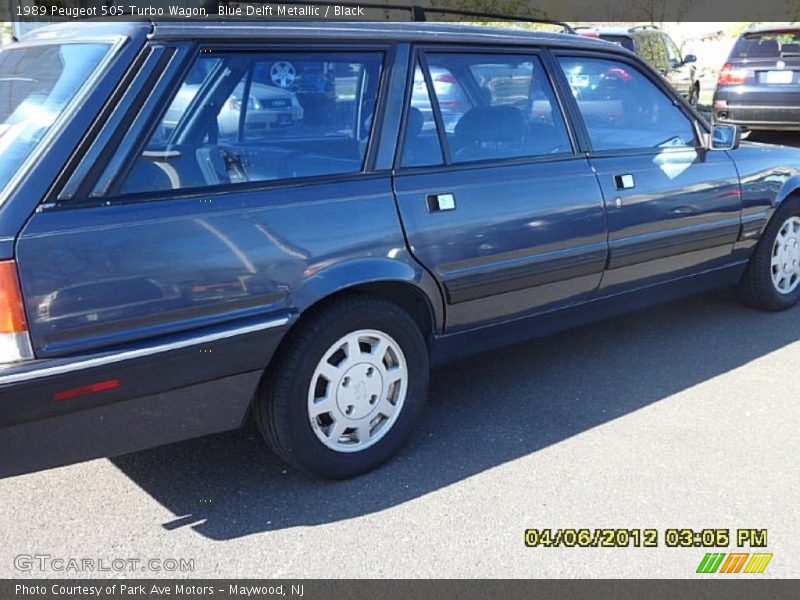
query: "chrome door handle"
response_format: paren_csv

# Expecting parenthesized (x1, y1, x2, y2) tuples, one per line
(426, 193, 456, 213)
(614, 174, 635, 190)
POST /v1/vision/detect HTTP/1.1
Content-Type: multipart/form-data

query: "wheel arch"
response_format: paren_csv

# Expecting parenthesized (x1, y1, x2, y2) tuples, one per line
(289, 255, 445, 346)
(772, 177, 800, 209)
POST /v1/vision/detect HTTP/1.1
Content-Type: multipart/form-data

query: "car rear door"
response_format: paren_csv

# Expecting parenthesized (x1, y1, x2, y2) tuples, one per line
(555, 51, 741, 293)
(393, 47, 608, 331)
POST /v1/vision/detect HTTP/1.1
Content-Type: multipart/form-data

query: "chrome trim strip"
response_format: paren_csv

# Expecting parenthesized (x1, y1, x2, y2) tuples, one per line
(0, 317, 289, 386)
(726, 105, 800, 111)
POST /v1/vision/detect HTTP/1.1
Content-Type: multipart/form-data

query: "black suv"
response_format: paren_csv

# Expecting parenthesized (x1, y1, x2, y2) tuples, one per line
(713, 24, 800, 131)
(1, 21, 800, 481)
(578, 25, 700, 105)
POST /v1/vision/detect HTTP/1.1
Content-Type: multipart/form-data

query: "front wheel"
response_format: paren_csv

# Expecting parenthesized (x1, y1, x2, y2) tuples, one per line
(254, 294, 429, 479)
(737, 199, 800, 310)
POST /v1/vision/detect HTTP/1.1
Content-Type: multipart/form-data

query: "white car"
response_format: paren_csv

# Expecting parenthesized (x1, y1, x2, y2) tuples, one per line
(164, 81, 304, 139)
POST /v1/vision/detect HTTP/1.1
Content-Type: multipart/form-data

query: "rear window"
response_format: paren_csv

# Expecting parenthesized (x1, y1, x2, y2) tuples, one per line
(0, 42, 111, 202)
(598, 35, 635, 52)
(730, 31, 800, 58)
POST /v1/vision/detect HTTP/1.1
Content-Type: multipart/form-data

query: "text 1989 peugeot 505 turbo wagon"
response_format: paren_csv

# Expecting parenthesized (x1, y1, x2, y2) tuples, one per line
(2, 21, 800, 479)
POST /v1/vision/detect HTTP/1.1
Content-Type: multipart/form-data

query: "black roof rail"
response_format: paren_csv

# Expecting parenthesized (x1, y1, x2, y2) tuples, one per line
(200, 1, 576, 33)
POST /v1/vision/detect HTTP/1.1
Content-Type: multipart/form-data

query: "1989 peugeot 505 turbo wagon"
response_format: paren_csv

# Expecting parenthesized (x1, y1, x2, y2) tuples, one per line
(2, 21, 800, 480)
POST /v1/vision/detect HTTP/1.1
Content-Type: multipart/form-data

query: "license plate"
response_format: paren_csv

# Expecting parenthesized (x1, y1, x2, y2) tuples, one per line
(765, 70, 794, 84)
(569, 74, 590, 88)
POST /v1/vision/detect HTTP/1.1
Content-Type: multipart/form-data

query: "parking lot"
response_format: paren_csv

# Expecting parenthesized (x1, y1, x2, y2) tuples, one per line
(0, 132, 798, 579)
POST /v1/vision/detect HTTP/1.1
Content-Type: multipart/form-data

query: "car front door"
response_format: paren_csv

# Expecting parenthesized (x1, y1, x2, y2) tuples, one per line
(393, 49, 608, 331)
(556, 53, 741, 293)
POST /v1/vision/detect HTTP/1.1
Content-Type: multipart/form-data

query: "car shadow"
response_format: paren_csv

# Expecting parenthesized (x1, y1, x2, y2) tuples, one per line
(111, 288, 800, 540)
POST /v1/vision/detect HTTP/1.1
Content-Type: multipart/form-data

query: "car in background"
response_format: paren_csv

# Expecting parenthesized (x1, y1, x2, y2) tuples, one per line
(578, 25, 700, 105)
(411, 65, 471, 132)
(713, 24, 800, 131)
(163, 79, 303, 140)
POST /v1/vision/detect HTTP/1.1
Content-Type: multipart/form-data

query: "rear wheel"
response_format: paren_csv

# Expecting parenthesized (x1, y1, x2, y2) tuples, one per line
(737, 198, 800, 310)
(255, 294, 429, 479)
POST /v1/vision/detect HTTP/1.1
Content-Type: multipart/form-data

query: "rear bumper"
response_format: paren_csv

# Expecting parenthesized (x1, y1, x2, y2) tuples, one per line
(715, 107, 800, 131)
(714, 88, 800, 130)
(0, 315, 290, 478)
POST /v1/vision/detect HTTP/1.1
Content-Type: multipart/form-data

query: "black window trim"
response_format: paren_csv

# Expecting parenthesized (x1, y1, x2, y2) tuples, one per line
(88, 40, 396, 205)
(394, 43, 581, 174)
(550, 48, 709, 158)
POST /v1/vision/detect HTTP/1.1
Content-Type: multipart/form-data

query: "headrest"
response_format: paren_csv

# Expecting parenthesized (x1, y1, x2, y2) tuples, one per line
(454, 105, 527, 145)
(407, 107, 424, 138)
(749, 40, 780, 57)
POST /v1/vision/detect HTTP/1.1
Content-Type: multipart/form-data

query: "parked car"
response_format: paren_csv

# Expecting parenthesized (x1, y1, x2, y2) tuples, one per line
(2, 21, 800, 480)
(162, 79, 304, 140)
(713, 24, 800, 131)
(578, 25, 700, 105)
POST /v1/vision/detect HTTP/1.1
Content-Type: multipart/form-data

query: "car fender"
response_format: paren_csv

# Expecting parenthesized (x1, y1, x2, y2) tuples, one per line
(774, 174, 800, 209)
(291, 252, 445, 333)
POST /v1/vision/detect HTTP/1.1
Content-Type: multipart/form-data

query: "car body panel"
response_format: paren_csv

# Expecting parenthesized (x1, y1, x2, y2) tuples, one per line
(589, 149, 742, 291)
(394, 158, 608, 331)
(16, 177, 411, 357)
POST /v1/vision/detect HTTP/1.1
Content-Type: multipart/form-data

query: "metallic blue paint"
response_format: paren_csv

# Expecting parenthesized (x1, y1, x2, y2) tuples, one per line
(5, 21, 800, 476)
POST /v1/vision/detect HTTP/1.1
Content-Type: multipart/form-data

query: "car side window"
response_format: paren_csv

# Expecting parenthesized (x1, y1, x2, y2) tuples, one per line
(117, 51, 383, 195)
(638, 33, 668, 69)
(559, 57, 697, 152)
(417, 52, 572, 164)
(400, 63, 445, 167)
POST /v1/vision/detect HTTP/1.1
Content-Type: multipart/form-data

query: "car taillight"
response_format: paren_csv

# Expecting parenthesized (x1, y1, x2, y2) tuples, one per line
(0, 260, 34, 363)
(718, 63, 751, 86)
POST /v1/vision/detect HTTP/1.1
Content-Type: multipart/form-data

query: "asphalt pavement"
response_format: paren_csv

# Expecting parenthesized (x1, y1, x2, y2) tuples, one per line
(1, 137, 799, 578)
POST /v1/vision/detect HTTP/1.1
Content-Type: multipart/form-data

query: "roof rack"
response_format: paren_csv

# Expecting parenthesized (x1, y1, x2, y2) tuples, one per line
(200, 1, 576, 33)
(628, 24, 660, 32)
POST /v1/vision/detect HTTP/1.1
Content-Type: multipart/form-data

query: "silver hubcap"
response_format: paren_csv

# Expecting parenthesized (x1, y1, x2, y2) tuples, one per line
(771, 216, 800, 294)
(308, 329, 408, 453)
(270, 61, 296, 88)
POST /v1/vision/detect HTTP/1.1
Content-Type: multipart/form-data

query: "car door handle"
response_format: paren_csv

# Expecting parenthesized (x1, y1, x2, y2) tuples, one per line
(614, 174, 635, 190)
(426, 193, 456, 213)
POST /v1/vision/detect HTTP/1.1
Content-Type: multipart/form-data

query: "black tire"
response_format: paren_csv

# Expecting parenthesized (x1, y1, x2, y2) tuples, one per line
(737, 197, 800, 311)
(254, 293, 429, 479)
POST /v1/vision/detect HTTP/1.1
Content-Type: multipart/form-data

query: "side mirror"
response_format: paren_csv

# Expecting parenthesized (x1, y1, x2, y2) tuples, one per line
(708, 124, 741, 151)
(683, 54, 697, 64)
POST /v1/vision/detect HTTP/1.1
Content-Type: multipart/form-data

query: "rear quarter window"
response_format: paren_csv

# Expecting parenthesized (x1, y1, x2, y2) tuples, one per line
(116, 50, 384, 195)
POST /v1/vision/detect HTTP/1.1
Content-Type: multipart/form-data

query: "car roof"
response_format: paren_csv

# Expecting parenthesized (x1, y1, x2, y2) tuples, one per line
(21, 19, 625, 53)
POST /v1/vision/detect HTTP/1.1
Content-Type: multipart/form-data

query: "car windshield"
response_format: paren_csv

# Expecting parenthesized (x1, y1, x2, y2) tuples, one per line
(0, 42, 111, 202)
(731, 31, 800, 58)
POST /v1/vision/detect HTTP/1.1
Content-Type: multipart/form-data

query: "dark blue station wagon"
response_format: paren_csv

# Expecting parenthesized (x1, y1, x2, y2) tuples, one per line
(2, 21, 800, 479)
